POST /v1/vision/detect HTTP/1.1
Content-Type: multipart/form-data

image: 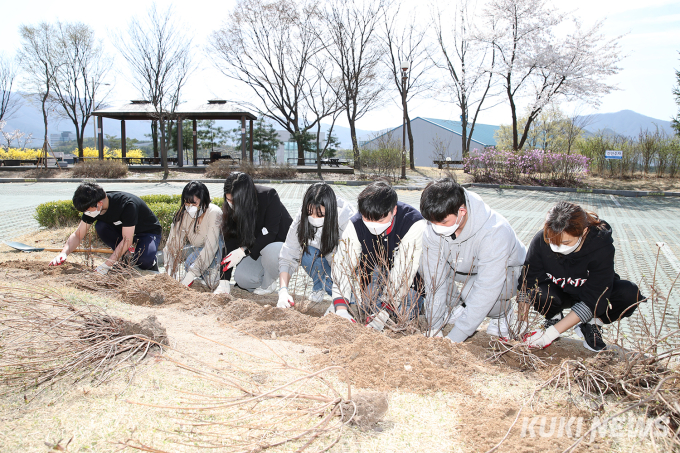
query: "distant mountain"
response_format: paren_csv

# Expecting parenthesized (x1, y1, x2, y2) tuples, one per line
(318, 123, 376, 149)
(3, 94, 153, 148)
(4, 93, 377, 149)
(581, 110, 674, 138)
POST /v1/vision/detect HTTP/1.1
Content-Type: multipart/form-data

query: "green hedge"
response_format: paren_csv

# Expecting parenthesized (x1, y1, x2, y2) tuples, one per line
(35, 195, 225, 238)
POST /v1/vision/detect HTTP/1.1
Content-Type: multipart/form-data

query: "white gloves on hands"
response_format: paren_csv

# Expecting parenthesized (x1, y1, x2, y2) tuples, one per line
(367, 310, 390, 331)
(49, 252, 67, 266)
(334, 308, 356, 323)
(95, 262, 112, 275)
(213, 280, 230, 294)
(221, 247, 246, 271)
(181, 270, 196, 287)
(524, 325, 560, 349)
(277, 287, 295, 308)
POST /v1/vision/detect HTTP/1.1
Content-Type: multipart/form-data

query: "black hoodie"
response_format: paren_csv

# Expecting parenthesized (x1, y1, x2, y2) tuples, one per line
(519, 220, 617, 319)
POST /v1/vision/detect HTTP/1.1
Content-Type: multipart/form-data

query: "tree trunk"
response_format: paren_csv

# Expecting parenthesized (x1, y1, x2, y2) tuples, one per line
(406, 111, 415, 170)
(152, 120, 159, 158)
(160, 118, 168, 180)
(296, 131, 305, 166)
(315, 124, 322, 180)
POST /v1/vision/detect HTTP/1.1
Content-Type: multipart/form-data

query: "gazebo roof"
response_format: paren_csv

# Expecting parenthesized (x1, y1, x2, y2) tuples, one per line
(92, 100, 257, 121)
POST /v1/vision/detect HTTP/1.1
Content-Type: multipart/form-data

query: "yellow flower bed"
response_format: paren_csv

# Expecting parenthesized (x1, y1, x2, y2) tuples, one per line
(0, 147, 145, 160)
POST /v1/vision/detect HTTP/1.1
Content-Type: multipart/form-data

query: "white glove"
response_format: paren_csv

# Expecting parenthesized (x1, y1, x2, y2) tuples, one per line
(181, 270, 196, 287)
(367, 310, 389, 331)
(213, 280, 230, 294)
(277, 287, 295, 308)
(221, 247, 246, 271)
(334, 308, 356, 323)
(95, 262, 112, 275)
(49, 252, 67, 266)
(524, 325, 560, 349)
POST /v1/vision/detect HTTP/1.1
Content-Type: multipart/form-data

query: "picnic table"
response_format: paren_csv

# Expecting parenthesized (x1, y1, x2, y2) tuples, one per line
(433, 159, 462, 169)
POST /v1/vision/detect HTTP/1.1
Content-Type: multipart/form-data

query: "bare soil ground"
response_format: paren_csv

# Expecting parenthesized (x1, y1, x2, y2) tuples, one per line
(0, 246, 655, 452)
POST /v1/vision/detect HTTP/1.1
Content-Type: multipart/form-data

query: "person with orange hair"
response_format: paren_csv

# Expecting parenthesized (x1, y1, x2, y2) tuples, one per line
(520, 201, 644, 351)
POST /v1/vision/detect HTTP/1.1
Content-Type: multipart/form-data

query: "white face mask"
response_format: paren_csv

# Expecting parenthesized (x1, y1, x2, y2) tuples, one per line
(227, 200, 234, 210)
(185, 205, 199, 218)
(308, 216, 324, 228)
(550, 236, 583, 255)
(84, 204, 101, 218)
(363, 217, 392, 236)
(430, 211, 464, 237)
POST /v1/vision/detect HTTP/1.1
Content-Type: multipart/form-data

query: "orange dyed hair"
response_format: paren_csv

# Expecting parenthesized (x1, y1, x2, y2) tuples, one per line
(543, 201, 603, 245)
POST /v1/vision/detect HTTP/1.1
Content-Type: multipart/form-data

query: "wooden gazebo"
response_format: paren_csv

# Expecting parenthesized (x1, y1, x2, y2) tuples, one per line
(92, 100, 257, 166)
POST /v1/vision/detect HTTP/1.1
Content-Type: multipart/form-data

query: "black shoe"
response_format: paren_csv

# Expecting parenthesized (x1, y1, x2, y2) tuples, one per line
(544, 312, 563, 329)
(576, 322, 606, 352)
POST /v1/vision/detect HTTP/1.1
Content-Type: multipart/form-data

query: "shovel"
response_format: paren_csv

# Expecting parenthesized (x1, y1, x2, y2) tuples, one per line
(3, 241, 113, 254)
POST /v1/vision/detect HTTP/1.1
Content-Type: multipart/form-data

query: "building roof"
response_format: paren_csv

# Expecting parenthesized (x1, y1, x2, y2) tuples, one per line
(92, 100, 257, 121)
(420, 117, 498, 147)
(360, 116, 498, 147)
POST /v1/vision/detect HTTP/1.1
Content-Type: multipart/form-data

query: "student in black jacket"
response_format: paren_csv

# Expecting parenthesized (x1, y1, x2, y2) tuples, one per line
(220, 172, 292, 294)
(520, 201, 644, 352)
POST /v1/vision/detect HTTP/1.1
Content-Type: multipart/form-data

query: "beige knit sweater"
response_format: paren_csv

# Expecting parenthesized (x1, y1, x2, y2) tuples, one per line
(163, 203, 222, 274)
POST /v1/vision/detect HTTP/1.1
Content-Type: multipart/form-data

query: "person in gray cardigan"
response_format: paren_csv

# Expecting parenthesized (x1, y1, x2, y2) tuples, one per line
(277, 183, 356, 307)
(420, 178, 526, 342)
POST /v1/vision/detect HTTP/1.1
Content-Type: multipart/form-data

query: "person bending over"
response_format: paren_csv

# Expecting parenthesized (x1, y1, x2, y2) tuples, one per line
(277, 183, 355, 308)
(521, 201, 644, 352)
(220, 172, 292, 294)
(49, 182, 161, 273)
(420, 178, 526, 341)
(163, 181, 229, 294)
(330, 181, 426, 327)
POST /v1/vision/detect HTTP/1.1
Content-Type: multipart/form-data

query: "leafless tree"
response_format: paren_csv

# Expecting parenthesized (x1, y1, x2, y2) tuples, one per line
(113, 4, 193, 179)
(381, 5, 434, 169)
(563, 106, 594, 154)
(480, 0, 622, 151)
(303, 52, 345, 179)
(432, 1, 498, 158)
(320, 0, 387, 170)
(46, 22, 111, 158)
(0, 53, 19, 122)
(18, 23, 60, 154)
(210, 0, 326, 166)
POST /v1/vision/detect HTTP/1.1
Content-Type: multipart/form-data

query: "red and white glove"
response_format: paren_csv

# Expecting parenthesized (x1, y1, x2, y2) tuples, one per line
(523, 326, 560, 349)
(49, 252, 67, 266)
(366, 310, 389, 331)
(277, 287, 295, 308)
(221, 247, 246, 272)
(181, 270, 196, 287)
(334, 308, 356, 323)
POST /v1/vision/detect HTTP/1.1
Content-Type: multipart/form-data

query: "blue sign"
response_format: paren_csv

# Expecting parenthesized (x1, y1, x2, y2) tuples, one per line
(605, 150, 623, 160)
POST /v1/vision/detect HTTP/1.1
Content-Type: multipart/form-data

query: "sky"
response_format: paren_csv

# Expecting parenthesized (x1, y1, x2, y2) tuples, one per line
(1, 0, 679, 134)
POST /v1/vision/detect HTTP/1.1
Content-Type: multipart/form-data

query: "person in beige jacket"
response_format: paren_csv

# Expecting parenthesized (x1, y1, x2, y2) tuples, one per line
(163, 181, 227, 293)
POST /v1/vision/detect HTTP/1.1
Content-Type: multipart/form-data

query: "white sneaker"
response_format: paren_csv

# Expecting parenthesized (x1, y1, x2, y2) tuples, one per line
(308, 290, 326, 303)
(213, 280, 230, 294)
(487, 308, 514, 339)
(253, 280, 278, 295)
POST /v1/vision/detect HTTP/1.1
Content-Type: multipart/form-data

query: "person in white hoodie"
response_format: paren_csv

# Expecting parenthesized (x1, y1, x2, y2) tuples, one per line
(420, 178, 526, 341)
(277, 183, 356, 307)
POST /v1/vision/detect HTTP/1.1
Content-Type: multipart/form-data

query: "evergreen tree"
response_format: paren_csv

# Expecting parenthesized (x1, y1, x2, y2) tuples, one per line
(233, 118, 283, 163)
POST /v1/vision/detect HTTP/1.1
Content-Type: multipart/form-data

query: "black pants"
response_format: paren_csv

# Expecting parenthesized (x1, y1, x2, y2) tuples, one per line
(532, 277, 644, 324)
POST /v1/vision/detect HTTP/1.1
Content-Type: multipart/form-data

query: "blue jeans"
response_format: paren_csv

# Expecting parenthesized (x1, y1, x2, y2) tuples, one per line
(362, 266, 424, 320)
(184, 235, 225, 289)
(95, 221, 160, 270)
(300, 246, 332, 295)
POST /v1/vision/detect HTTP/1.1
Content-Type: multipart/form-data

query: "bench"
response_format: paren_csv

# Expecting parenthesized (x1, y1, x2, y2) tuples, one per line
(433, 159, 462, 170)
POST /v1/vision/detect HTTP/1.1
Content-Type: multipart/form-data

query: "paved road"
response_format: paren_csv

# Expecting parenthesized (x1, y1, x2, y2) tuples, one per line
(3, 181, 679, 322)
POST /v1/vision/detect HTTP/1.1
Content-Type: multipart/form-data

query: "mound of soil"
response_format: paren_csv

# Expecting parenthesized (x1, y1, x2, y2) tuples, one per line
(218, 299, 320, 337)
(120, 315, 169, 345)
(340, 392, 389, 431)
(120, 273, 229, 308)
(0, 259, 87, 275)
